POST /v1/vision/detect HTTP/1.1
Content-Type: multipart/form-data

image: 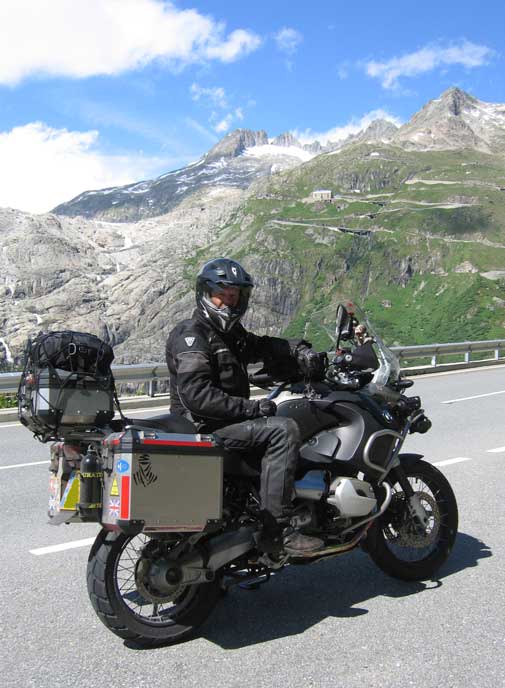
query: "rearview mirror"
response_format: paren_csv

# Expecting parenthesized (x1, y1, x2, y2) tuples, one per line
(335, 304, 354, 345)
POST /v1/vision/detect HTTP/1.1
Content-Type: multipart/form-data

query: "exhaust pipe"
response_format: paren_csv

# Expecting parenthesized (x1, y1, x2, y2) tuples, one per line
(290, 482, 394, 560)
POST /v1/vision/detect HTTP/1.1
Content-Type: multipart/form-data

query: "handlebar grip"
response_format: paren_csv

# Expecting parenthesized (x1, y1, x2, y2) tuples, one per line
(248, 372, 274, 388)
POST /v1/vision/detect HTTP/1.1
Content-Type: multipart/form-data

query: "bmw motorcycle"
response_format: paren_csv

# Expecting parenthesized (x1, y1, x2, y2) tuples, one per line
(44, 303, 458, 646)
(81, 305, 458, 645)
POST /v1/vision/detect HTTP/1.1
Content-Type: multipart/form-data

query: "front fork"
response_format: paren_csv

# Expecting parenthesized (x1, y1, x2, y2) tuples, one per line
(389, 459, 430, 531)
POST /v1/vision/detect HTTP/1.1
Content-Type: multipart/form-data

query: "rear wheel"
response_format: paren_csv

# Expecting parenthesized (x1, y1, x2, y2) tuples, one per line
(87, 530, 222, 646)
(366, 460, 458, 581)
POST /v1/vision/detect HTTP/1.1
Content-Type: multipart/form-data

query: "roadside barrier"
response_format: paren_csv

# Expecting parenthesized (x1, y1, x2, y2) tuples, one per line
(1, 339, 505, 423)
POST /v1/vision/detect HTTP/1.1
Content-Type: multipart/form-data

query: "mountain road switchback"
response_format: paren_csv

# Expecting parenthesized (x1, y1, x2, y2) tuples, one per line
(0, 366, 504, 688)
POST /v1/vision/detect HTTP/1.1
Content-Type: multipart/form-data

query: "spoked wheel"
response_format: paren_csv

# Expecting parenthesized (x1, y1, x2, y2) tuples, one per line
(87, 530, 222, 646)
(366, 460, 458, 581)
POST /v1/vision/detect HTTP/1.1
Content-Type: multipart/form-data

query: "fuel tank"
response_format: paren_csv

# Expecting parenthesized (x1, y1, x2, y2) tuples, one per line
(276, 393, 398, 475)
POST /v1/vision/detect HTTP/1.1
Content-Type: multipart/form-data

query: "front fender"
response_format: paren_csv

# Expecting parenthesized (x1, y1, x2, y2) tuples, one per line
(398, 452, 424, 469)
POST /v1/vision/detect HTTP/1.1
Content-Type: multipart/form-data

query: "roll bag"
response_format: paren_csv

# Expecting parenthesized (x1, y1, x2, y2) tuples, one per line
(18, 330, 115, 440)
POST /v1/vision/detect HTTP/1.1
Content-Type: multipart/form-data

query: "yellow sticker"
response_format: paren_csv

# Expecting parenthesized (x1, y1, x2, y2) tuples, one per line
(60, 472, 80, 510)
(110, 477, 119, 496)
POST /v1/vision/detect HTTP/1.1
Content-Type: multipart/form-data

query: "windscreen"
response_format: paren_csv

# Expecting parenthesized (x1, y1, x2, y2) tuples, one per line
(304, 302, 401, 387)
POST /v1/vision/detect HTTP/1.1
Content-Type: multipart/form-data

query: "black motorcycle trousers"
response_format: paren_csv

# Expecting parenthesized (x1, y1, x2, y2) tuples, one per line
(214, 416, 301, 519)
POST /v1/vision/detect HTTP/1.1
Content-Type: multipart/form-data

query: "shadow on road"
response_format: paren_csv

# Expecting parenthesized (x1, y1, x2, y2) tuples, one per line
(124, 531, 490, 651)
(201, 531, 491, 650)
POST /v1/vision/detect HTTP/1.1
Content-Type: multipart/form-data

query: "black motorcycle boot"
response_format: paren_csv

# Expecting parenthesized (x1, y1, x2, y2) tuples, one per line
(256, 511, 324, 555)
(255, 510, 285, 554)
(282, 527, 324, 555)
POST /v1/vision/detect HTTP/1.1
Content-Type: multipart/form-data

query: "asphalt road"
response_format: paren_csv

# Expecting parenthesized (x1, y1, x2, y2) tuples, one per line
(1, 366, 504, 688)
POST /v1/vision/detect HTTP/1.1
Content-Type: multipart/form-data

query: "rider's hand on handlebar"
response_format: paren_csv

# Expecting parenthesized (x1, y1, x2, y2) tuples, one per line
(296, 345, 327, 380)
(254, 399, 277, 417)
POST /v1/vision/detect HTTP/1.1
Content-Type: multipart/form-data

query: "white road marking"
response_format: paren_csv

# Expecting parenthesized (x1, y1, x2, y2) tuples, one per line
(126, 406, 171, 415)
(486, 446, 505, 453)
(0, 460, 49, 470)
(442, 390, 505, 404)
(0, 422, 22, 428)
(433, 457, 472, 467)
(30, 537, 96, 556)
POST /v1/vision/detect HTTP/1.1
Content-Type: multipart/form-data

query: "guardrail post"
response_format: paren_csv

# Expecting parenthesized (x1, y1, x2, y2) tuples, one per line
(431, 354, 437, 366)
(495, 348, 501, 361)
(147, 380, 157, 397)
(465, 351, 471, 364)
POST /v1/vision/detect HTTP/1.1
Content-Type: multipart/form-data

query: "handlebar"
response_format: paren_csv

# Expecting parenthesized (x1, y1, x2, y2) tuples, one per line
(248, 372, 275, 389)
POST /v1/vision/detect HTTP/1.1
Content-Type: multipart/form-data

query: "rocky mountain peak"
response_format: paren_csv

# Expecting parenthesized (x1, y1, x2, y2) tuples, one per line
(392, 87, 505, 153)
(205, 128, 269, 161)
(355, 118, 398, 143)
(303, 141, 323, 154)
(438, 87, 478, 115)
(272, 132, 301, 148)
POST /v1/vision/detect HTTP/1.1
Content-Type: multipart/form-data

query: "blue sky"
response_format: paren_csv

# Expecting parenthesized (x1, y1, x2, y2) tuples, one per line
(0, 0, 503, 213)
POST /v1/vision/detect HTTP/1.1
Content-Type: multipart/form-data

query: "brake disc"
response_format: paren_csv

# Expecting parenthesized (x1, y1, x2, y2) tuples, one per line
(385, 491, 440, 548)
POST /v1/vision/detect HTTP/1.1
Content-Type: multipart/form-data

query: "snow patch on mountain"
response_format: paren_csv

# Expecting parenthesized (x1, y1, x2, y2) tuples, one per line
(244, 144, 315, 162)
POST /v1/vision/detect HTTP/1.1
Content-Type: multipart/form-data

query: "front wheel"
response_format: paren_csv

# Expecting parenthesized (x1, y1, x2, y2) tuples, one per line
(366, 460, 458, 581)
(87, 530, 222, 646)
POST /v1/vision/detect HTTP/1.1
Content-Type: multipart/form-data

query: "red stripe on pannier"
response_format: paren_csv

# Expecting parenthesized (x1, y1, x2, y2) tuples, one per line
(140, 439, 214, 447)
(120, 476, 130, 519)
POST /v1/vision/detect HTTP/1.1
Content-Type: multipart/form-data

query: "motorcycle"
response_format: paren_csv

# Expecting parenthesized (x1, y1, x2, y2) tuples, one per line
(34, 303, 458, 646)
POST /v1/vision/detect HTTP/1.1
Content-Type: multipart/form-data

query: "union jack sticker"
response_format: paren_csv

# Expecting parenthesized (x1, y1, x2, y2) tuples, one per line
(108, 498, 120, 517)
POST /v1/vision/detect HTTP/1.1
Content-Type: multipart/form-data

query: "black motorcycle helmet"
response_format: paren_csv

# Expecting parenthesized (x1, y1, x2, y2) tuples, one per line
(196, 258, 254, 333)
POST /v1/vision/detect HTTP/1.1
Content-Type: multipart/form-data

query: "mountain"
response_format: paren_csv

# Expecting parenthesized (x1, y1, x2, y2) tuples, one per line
(392, 87, 505, 153)
(2, 87, 505, 369)
(52, 129, 316, 222)
(0, 187, 246, 366)
(52, 121, 403, 223)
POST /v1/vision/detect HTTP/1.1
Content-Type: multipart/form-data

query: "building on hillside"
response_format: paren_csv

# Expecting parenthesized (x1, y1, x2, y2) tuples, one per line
(311, 189, 332, 201)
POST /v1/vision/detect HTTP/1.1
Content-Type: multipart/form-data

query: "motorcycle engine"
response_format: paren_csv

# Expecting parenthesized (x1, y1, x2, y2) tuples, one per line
(327, 477, 376, 517)
(294, 471, 377, 517)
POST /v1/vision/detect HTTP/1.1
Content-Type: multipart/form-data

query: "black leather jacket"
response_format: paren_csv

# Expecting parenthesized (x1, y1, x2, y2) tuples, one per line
(165, 311, 298, 430)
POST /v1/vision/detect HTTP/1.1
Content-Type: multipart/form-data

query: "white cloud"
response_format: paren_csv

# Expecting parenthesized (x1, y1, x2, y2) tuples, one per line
(205, 29, 262, 62)
(213, 107, 245, 134)
(0, 122, 170, 213)
(0, 0, 262, 85)
(190, 83, 228, 109)
(191, 84, 246, 136)
(337, 61, 350, 80)
(366, 40, 494, 89)
(214, 114, 234, 134)
(274, 27, 303, 56)
(291, 109, 403, 145)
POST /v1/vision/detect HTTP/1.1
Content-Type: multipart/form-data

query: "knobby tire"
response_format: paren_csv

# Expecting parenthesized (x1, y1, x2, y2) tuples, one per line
(366, 460, 458, 581)
(86, 529, 222, 646)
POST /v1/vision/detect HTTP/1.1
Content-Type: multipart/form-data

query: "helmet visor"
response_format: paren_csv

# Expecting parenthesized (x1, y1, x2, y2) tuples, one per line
(208, 283, 252, 309)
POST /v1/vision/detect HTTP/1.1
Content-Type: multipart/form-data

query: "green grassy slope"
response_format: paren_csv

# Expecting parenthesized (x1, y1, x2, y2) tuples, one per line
(186, 144, 505, 346)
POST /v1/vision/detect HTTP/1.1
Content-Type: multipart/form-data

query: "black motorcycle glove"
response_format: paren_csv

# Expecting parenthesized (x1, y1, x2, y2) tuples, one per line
(253, 399, 277, 417)
(296, 345, 327, 380)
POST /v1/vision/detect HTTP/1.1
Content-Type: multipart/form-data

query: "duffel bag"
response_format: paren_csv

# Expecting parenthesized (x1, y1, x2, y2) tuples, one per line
(18, 330, 116, 441)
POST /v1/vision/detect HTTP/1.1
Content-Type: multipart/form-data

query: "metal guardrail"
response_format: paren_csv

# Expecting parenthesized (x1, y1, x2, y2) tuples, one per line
(1, 339, 505, 395)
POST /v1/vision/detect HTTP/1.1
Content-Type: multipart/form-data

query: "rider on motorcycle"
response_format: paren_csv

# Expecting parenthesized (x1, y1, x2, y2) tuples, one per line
(165, 258, 324, 555)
